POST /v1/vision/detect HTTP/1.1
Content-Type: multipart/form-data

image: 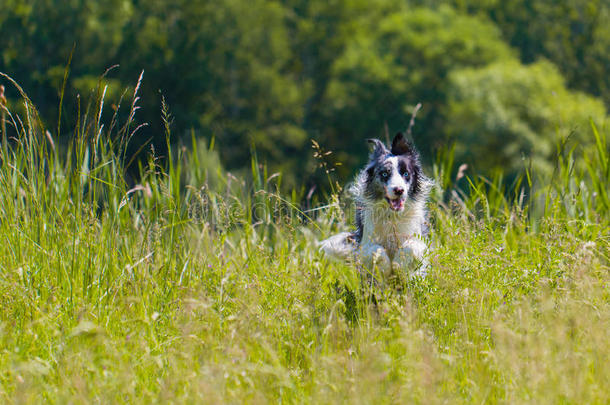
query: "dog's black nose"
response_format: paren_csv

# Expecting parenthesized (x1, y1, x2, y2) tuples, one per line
(393, 187, 404, 196)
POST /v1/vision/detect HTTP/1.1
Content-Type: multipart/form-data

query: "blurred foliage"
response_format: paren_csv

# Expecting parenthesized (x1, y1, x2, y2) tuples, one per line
(0, 0, 608, 188)
(419, 0, 610, 105)
(320, 5, 514, 177)
(445, 59, 607, 176)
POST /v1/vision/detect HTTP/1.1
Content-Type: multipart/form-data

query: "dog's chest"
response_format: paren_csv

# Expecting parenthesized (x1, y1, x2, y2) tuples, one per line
(362, 209, 420, 257)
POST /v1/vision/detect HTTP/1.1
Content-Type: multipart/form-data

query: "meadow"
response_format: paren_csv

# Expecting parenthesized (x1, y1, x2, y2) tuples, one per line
(0, 75, 608, 403)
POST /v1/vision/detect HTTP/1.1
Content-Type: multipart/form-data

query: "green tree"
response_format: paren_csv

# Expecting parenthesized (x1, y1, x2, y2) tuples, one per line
(444, 59, 607, 177)
(489, 0, 610, 106)
(0, 0, 131, 121)
(113, 0, 309, 184)
(317, 5, 513, 177)
(1, 0, 311, 186)
(419, 0, 610, 106)
(2, 0, 609, 189)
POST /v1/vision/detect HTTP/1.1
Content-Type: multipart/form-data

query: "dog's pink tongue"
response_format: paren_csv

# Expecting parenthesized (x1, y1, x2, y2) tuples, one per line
(389, 198, 404, 211)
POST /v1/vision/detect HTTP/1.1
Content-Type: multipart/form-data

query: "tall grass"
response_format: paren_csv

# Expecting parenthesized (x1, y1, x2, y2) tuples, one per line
(0, 73, 607, 403)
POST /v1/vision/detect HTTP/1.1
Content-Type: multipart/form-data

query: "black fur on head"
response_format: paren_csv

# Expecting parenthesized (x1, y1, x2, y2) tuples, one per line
(393, 132, 422, 198)
(391, 132, 415, 156)
(364, 133, 423, 201)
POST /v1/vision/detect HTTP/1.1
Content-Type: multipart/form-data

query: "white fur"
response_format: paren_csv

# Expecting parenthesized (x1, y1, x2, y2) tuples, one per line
(318, 232, 354, 260)
(383, 156, 408, 199)
(356, 170, 432, 278)
(320, 162, 432, 280)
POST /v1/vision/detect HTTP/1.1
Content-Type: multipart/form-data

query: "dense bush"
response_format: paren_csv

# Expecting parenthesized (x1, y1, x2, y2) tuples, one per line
(321, 6, 514, 176)
(0, 0, 608, 188)
(445, 59, 607, 176)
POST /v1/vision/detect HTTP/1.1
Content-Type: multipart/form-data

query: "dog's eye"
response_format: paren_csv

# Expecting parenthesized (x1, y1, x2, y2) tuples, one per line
(403, 171, 410, 180)
(380, 171, 389, 179)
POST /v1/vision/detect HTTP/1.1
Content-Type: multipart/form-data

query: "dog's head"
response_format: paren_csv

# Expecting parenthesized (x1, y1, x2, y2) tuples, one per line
(363, 132, 423, 212)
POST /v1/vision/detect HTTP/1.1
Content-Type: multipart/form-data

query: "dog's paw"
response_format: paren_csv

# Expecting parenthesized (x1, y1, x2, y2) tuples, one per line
(396, 238, 429, 277)
(400, 238, 427, 260)
(359, 243, 391, 271)
(319, 232, 355, 259)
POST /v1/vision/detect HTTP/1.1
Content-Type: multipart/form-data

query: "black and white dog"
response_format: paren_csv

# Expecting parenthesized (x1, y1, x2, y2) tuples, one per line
(320, 132, 432, 279)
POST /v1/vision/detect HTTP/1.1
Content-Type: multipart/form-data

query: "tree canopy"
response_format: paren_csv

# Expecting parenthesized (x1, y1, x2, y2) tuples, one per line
(0, 0, 607, 188)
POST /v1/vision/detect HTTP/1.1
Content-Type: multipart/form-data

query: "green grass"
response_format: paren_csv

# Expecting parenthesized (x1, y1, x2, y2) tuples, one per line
(0, 74, 608, 403)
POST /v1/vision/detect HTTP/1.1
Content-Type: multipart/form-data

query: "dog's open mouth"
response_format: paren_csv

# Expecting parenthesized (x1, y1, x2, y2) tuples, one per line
(385, 197, 405, 212)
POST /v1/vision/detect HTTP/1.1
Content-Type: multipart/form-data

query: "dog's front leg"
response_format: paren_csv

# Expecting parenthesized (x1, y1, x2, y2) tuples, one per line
(358, 242, 392, 279)
(319, 232, 356, 260)
(395, 237, 429, 277)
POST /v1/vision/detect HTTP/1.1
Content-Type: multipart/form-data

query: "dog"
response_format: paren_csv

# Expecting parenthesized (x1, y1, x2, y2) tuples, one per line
(320, 132, 432, 280)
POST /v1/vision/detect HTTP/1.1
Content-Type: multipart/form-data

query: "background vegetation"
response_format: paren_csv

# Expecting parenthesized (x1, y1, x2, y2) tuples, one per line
(0, 76, 607, 402)
(0, 0, 608, 403)
(1, 0, 608, 187)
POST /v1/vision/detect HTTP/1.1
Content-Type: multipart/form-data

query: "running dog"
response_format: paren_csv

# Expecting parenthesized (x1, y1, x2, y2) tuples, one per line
(320, 132, 432, 279)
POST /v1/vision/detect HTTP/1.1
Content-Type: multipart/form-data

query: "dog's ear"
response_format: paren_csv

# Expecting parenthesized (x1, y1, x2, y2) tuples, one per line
(367, 138, 388, 160)
(391, 132, 415, 156)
